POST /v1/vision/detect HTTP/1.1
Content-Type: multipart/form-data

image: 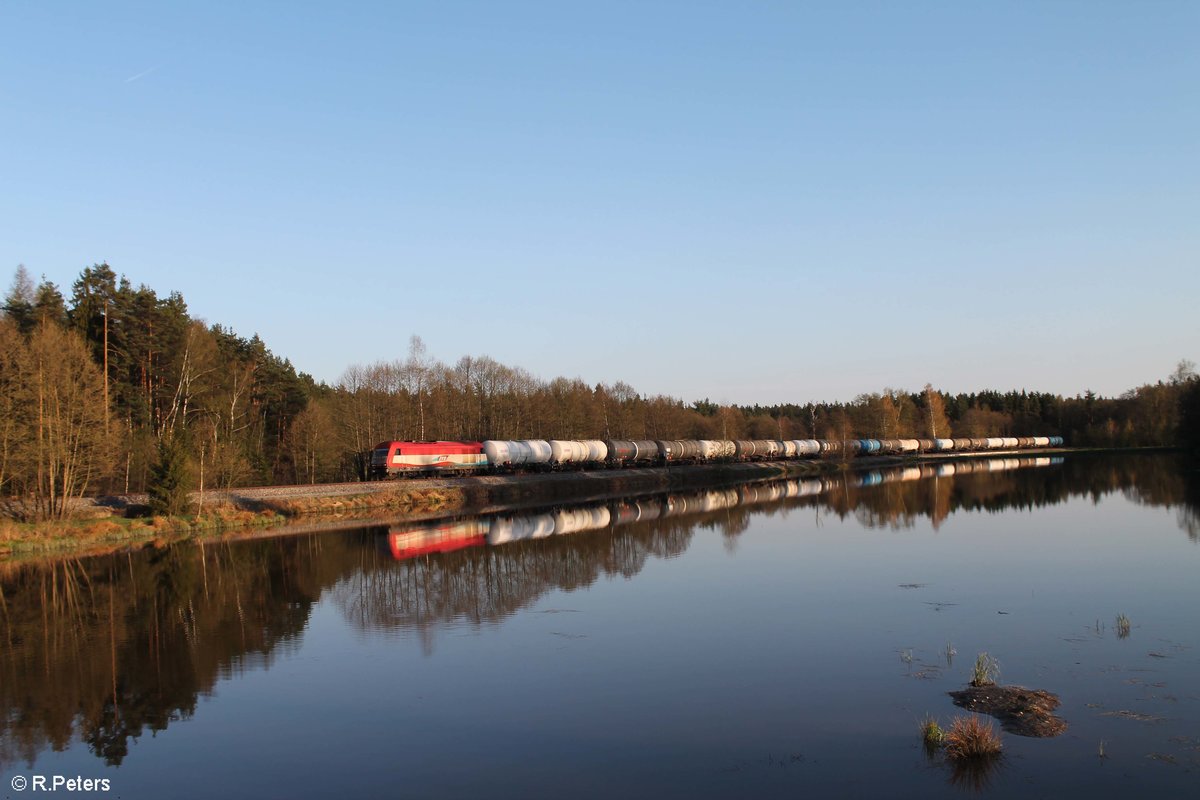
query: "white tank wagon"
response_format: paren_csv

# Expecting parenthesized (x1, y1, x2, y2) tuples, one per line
(898, 439, 921, 453)
(780, 440, 798, 458)
(732, 441, 756, 459)
(792, 440, 822, 457)
(699, 440, 736, 460)
(548, 440, 586, 465)
(548, 439, 609, 465)
(526, 440, 553, 463)
(482, 440, 519, 467)
(482, 439, 553, 467)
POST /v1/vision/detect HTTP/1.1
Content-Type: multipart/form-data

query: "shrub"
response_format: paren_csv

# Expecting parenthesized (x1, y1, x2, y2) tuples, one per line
(944, 715, 1002, 761)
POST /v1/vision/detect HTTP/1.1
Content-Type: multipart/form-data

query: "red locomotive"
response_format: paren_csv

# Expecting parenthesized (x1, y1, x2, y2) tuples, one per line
(368, 441, 486, 478)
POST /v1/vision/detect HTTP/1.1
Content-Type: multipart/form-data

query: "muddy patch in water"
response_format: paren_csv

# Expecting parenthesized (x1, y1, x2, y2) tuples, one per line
(948, 685, 1067, 737)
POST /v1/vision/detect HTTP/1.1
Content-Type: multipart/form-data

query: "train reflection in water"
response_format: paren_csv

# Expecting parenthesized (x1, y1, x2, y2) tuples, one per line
(385, 456, 1064, 561)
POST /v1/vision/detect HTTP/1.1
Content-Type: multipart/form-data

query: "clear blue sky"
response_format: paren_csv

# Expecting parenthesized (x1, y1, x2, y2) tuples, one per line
(2, 1, 1196, 404)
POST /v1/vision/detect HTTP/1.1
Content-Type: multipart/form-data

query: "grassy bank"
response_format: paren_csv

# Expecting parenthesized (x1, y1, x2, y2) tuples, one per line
(0, 486, 466, 558)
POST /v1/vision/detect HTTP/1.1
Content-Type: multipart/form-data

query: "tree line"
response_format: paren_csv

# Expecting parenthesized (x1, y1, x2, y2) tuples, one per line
(2, 263, 1197, 519)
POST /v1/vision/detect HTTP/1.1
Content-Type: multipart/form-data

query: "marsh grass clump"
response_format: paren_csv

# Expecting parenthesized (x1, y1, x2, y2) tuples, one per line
(1115, 613, 1132, 639)
(943, 715, 1003, 761)
(921, 716, 945, 751)
(970, 652, 1000, 687)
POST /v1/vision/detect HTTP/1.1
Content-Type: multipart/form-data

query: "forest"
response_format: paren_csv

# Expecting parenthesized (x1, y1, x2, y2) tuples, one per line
(1, 263, 1198, 520)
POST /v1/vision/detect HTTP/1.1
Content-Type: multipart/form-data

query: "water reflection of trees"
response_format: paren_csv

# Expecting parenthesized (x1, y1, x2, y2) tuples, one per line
(0, 454, 1195, 769)
(830, 455, 1199, 538)
(0, 538, 345, 769)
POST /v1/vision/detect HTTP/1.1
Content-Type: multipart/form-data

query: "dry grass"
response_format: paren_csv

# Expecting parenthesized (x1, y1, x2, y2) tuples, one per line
(265, 488, 464, 517)
(943, 715, 1003, 761)
(0, 519, 21, 543)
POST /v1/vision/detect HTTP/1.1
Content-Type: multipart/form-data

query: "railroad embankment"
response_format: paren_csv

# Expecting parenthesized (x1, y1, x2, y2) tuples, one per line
(0, 448, 1087, 560)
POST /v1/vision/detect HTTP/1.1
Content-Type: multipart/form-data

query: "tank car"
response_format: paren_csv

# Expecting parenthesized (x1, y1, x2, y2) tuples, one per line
(792, 439, 822, 457)
(656, 440, 704, 462)
(482, 439, 553, 469)
(549, 440, 609, 466)
(699, 440, 737, 460)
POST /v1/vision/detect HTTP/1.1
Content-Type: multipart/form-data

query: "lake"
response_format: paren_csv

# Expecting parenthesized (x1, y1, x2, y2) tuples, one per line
(2, 453, 1197, 798)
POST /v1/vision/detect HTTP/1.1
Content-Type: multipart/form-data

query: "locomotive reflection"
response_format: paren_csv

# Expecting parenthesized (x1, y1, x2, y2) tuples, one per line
(384, 456, 1063, 561)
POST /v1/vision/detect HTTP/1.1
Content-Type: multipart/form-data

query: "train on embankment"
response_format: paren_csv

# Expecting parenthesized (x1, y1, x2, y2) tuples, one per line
(368, 435, 1064, 479)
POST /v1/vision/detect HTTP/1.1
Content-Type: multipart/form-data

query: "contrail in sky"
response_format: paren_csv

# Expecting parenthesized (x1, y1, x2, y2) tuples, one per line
(125, 65, 159, 83)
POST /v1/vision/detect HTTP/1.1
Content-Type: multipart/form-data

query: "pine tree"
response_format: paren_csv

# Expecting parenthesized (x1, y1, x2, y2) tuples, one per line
(148, 435, 192, 516)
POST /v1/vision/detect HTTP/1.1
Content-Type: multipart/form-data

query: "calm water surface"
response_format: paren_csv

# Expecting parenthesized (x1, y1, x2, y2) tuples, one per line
(2, 454, 1198, 798)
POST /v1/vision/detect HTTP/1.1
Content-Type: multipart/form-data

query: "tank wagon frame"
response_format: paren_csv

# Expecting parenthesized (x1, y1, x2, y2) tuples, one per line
(367, 435, 1063, 479)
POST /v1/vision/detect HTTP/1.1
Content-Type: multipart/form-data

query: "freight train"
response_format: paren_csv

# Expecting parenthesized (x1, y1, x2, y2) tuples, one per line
(368, 435, 1064, 479)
